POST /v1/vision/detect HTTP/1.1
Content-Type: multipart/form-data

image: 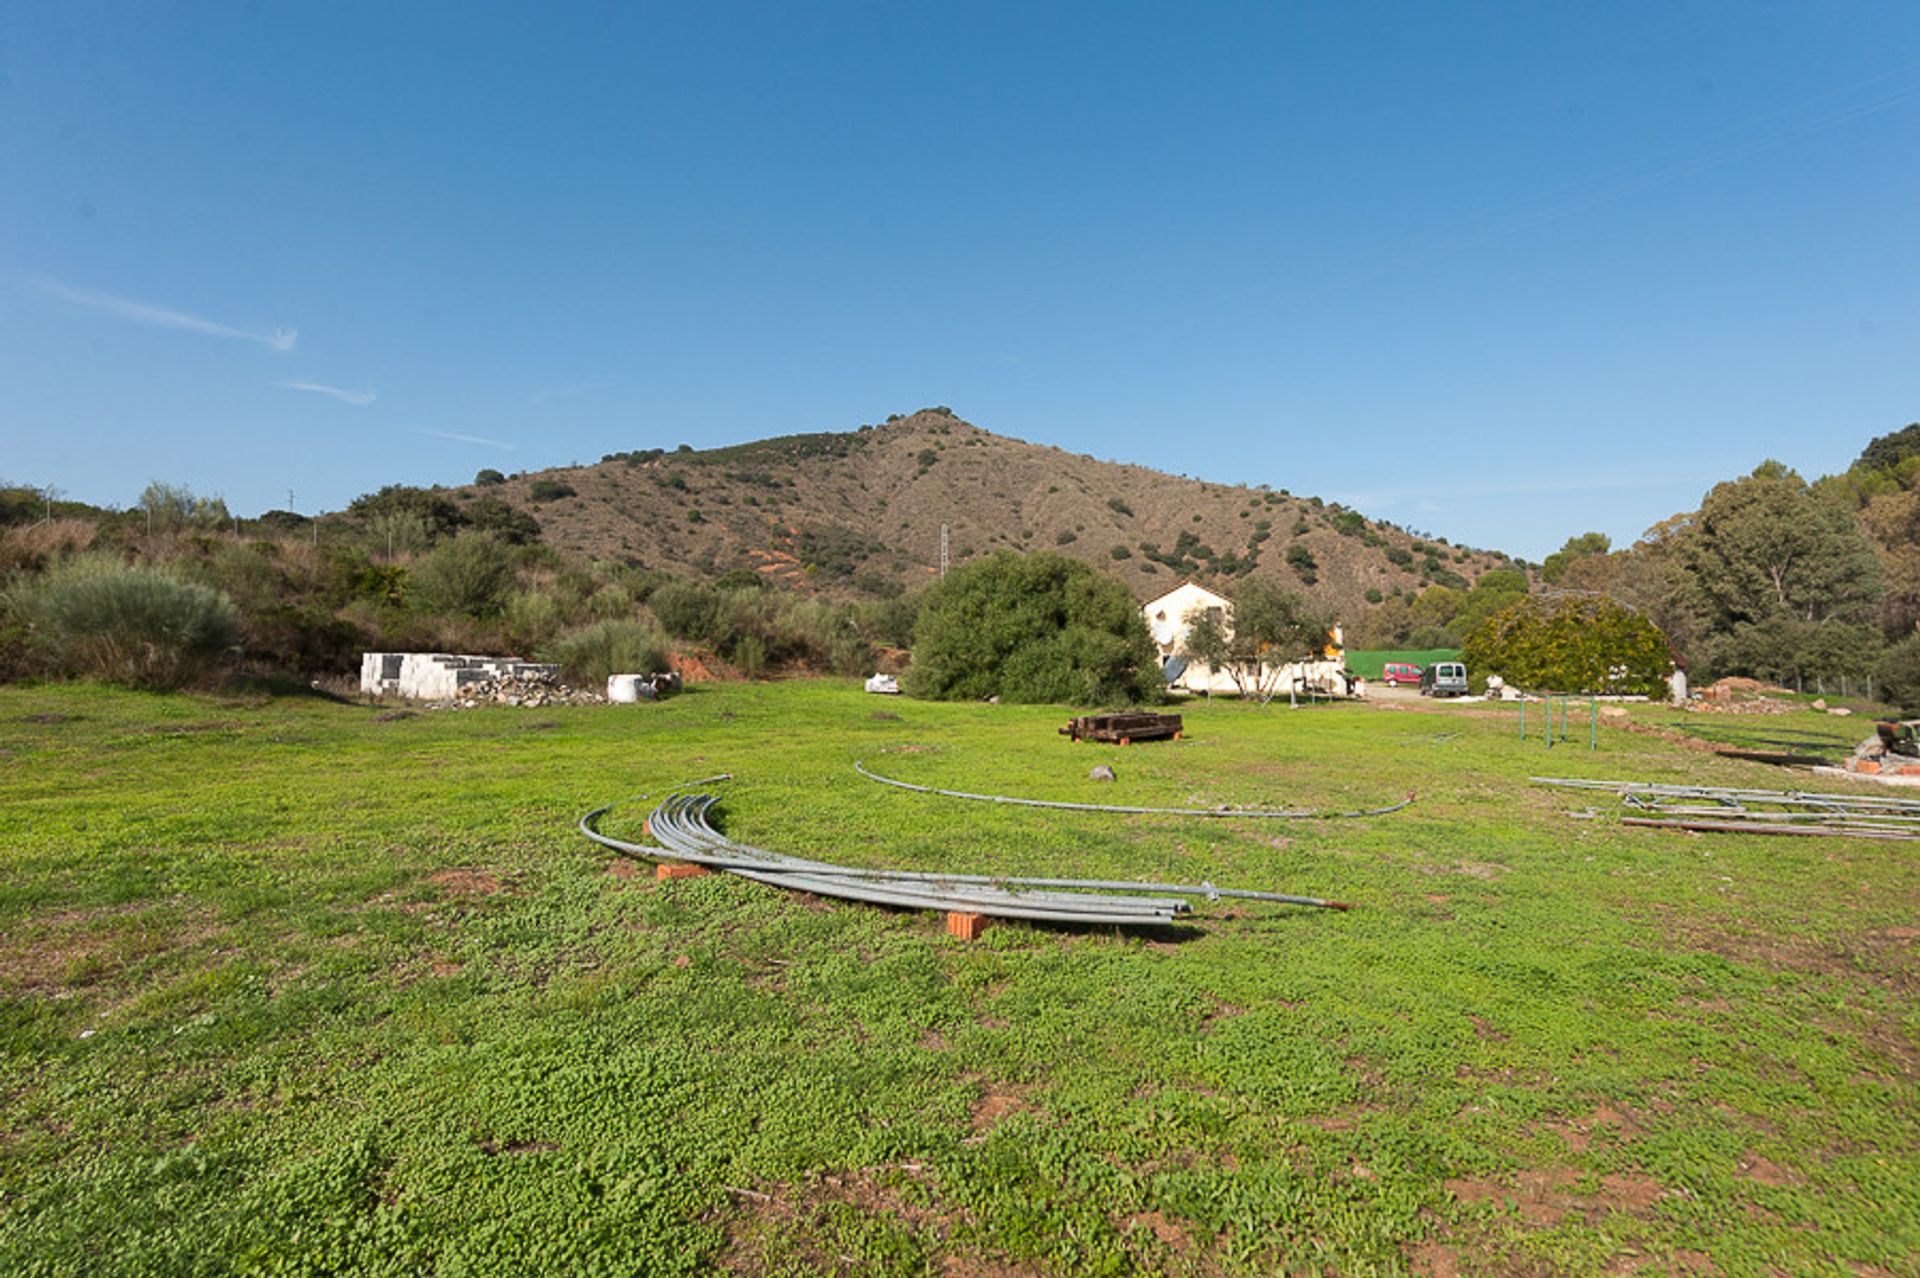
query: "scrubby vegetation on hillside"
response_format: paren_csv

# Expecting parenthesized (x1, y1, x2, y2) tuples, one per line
(0, 480, 917, 692)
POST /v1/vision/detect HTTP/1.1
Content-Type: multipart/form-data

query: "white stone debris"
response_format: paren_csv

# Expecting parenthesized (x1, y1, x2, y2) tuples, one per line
(607, 672, 682, 702)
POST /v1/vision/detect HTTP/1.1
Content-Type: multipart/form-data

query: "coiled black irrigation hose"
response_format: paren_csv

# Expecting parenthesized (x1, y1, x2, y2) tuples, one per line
(578, 774, 1352, 927)
(854, 759, 1416, 819)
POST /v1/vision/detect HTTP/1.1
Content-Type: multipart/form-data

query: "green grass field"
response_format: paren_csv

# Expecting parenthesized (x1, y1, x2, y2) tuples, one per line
(1345, 651, 1461, 680)
(2, 681, 1915, 1276)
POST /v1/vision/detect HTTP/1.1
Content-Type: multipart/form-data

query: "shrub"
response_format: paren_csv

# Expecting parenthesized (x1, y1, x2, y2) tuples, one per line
(463, 497, 540, 544)
(501, 590, 563, 653)
(1107, 498, 1133, 517)
(474, 468, 506, 486)
(528, 479, 576, 502)
(409, 533, 515, 618)
(545, 619, 674, 685)
(714, 568, 765, 592)
(1285, 544, 1318, 584)
(1878, 633, 1920, 712)
(0, 518, 96, 576)
(904, 550, 1156, 704)
(650, 580, 728, 643)
(348, 485, 465, 543)
(1108, 545, 1131, 560)
(1054, 530, 1077, 545)
(11, 557, 240, 689)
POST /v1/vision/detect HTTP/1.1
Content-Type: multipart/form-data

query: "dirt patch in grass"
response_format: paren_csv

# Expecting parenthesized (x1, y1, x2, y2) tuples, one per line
(426, 868, 507, 896)
(1199, 999, 1244, 1032)
(717, 1164, 1042, 1276)
(1537, 1103, 1642, 1154)
(1734, 1153, 1800, 1186)
(1467, 1014, 1509, 1042)
(1404, 1238, 1462, 1277)
(968, 1078, 1033, 1132)
(21, 712, 73, 724)
(372, 710, 417, 723)
(0, 903, 217, 997)
(128, 720, 240, 736)
(1653, 913, 1917, 997)
(1445, 1166, 1675, 1226)
(1116, 1210, 1193, 1252)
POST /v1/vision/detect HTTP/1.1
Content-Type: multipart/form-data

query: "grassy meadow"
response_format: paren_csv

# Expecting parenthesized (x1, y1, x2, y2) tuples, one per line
(1, 681, 1915, 1276)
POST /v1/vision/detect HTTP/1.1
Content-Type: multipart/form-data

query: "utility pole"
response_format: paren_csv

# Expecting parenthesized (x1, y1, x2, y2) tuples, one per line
(939, 523, 950, 579)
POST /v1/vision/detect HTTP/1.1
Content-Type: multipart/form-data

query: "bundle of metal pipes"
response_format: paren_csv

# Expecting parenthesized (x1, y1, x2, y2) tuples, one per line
(1532, 776, 1920, 840)
(579, 782, 1351, 928)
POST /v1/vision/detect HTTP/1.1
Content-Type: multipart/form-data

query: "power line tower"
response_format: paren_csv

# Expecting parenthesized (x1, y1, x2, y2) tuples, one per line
(939, 523, 950, 578)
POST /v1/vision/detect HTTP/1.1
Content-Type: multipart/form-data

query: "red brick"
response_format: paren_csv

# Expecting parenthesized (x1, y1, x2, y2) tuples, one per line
(946, 911, 990, 940)
(656, 862, 710, 881)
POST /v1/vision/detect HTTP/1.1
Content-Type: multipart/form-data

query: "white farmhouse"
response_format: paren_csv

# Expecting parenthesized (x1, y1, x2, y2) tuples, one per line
(1142, 581, 1232, 660)
(1140, 580, 1352, 698)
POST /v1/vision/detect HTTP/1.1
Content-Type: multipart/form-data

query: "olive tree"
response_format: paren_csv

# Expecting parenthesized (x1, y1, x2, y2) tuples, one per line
(905, 551, 1156, 705)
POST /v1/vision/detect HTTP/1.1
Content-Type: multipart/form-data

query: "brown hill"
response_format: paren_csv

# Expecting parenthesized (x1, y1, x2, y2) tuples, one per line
(463, 409, 1514, 618)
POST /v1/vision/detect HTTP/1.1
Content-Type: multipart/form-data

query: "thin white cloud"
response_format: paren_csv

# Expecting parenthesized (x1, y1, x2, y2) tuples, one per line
(524, 382, 590, 407)
(275, 379, 376, 407)
(41, 276, 296, 351)
(411, 428, 517, 451)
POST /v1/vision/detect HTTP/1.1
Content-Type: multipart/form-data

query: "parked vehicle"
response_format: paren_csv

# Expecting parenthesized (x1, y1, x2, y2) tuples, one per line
(1381, 662, 1423, 686)
(1421, 661, 1469, 697)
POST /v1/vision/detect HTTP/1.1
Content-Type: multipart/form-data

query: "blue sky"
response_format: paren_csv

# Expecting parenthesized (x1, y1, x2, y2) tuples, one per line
(3, 2, 1915, 560)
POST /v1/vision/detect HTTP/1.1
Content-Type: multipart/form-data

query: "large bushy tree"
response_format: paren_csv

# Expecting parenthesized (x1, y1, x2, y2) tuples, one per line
(1462, 595, 1671, 695)
(1670, 462, 1883, 678)
(905, 551, 1156, 704)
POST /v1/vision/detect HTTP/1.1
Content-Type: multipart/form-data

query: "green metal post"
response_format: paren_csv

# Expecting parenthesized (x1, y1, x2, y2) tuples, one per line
(1545, 694, 1553, 748)
(1518, 695, 1526, 740)
(1590, 697, 1597, 750)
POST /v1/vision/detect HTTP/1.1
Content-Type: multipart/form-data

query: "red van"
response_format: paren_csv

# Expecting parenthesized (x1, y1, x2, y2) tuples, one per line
(1381, 662, 1423, 686)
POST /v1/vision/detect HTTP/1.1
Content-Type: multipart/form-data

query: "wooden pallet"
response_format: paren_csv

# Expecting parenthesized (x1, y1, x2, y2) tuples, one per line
(1059, 712, 1184, 745)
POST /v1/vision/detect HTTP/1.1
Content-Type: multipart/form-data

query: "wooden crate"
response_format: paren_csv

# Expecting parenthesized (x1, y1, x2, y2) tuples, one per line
(1059, 712, 1184, 744)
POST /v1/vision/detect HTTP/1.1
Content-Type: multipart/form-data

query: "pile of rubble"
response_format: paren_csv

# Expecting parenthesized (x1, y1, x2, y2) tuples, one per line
(1845, 720, 1920, 779)
(1682, 677, 1795, 715)
(423, 671, 606, 709)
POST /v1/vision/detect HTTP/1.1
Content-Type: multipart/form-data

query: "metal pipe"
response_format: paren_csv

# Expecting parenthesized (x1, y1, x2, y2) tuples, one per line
(644, 797, 1185, 918)
(579, 784, 1354, 925)
(1532, 777, 1920, 813)
(854, 759, 1412, 821)
(1622, 816, 1920, 841)
(637, 796, 1187, 923)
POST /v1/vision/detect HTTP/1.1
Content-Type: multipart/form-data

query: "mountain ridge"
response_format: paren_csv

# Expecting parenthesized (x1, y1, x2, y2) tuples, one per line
(459, 409, 1517, 618)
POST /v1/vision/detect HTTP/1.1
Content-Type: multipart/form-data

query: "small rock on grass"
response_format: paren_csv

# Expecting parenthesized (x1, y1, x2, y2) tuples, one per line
(1090, 765, 1116, 782)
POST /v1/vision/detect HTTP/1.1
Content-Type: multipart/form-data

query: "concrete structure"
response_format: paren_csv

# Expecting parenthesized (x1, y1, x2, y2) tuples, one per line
(360, 653, 561, 701)
(1141, 581, 1350, 698)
